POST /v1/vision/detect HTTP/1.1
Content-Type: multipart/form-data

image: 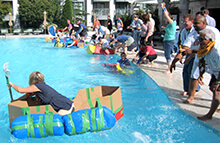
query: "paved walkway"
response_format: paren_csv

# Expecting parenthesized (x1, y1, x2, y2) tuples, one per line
(126, 42, 220, 131)
(1, 33, 220, 131)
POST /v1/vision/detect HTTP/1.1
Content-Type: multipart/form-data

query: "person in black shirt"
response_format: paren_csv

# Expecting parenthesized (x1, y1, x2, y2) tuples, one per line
(107, 15, 112, 33)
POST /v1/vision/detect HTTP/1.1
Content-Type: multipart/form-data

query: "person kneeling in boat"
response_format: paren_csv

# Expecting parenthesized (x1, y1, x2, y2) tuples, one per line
(132, 42, 157, 65)
(7, 71, 74, 116)
(67, 34, 78, 48)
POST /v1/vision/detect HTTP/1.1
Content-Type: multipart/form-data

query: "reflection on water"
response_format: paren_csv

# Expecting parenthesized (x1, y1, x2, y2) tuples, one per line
(0, 38, 220, 142)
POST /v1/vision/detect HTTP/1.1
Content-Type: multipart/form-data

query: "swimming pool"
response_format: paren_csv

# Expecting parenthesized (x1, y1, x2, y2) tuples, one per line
(1, 38, 220, 142)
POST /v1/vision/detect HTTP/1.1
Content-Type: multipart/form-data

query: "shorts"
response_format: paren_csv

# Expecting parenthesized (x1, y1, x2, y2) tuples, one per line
(58, 103, 75, 116)
(127, 42, 136, 51)
(209, 74, 220, 91)
(147, 54, 157, 62)
(124, 37, 134, 47)
(190, 56, 200, 79)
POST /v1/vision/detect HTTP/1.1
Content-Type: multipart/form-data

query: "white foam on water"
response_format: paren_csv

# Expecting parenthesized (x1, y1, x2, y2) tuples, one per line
(132, 132, 152, 143)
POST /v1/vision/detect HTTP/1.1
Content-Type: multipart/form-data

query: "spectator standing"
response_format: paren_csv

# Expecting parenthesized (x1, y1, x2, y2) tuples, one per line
(140, 14, 154, 45)
(161, 2, 176, 74)
(116, 16, 124, 35)
(202, 9, 216, 27)
(93, 16, 101, 31)
(107, 15, 113, 33)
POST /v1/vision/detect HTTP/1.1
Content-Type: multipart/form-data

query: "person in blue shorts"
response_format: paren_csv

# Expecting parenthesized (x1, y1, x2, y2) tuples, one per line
(117, 52, 130, 66)
(8, 71, 74, 116)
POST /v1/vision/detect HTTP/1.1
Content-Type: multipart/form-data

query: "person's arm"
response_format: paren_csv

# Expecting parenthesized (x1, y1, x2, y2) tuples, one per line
(9, 82, 40, 93)
(63, 27, 67, 31)
(132, 52, 140, 61)
(161, 2, 173, 24)
(145, 22, 153, 41)
(120, 21, 124, 27)
(67, 41, 76, 47)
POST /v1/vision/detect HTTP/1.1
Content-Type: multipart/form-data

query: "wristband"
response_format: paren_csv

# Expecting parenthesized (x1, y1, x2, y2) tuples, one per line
(162, 7, 166, 12)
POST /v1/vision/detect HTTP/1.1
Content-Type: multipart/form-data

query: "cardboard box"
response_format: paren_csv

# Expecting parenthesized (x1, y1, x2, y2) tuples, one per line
(77, 42, 84, 48)
(73, 86, 124, 120)
(8, 98, 57, 124)
(8, 86, 124, 124)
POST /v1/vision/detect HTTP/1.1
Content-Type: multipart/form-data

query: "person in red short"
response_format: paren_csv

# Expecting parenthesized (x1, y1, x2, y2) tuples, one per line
(132, 43, 157, 65)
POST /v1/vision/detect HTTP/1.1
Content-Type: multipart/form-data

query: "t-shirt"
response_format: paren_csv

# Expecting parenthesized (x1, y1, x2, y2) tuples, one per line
(72, 38, 78, 46)
(107, 19, 112, 29)
(93, 20, 101, 27)
(35, 82, 73, 112)
(140, 45, 157, 55)
(116, 35, 130, 43)
(79, 24, 86, 29)
(117, 58, 130, 66)
(164, 21, 176, 41)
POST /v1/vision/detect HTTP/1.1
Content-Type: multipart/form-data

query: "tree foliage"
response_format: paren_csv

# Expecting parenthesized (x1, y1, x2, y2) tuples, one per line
(0, 0, 11, 25)
(61, 0, 73, 27)
(18, 0, 60, 28)
(73, 3, 89, 24)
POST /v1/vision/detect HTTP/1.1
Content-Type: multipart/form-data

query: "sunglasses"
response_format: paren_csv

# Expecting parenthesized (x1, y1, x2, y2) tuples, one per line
(198, 37, 207, 41)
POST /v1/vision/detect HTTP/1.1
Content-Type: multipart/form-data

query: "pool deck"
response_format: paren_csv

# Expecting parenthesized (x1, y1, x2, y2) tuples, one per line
(126, 42, 220, 132)
(1, 33, 220, 131)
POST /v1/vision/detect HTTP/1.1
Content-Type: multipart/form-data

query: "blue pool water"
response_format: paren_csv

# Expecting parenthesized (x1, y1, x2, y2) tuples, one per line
(0, 38, 220, 143)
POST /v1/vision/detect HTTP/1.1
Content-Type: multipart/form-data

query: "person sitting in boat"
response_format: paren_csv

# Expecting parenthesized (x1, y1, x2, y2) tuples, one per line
(67, 34, 78, 47)
(96, 36, 110, 49)
(117, 52, 131, 66)
(7, 71, 74, 116)
(132, 42, 157, 65)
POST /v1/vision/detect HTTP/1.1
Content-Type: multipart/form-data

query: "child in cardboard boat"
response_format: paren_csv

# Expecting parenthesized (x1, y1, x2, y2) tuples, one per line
(7, 71, 74, 116)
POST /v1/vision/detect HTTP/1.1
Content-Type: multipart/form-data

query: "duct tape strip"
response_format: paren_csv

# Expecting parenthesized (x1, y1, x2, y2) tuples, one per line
(22, 107, 30, 115)
(36, 106, 40, 112)
(110, 95, 113, 112)
(91, 87, 94, 91)
(45, 106, 54, 136)
(113, 106, 123, 114)
(82, 110, 90, 133)
(91, 108, 96, 131)
(27, 112, 35, 137)
(68, 114, 76, 135)
(96, 98, 104, 129)
(86, 88, 94, 108)
(35, 115, 45, 137)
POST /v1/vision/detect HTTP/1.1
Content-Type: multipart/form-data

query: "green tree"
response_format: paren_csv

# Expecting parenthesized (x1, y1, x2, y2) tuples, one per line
(18, 0, 59, 28)
(72, 3, 89, 24)
(0, 0, 11, 25)
(61, 0, 73, 27)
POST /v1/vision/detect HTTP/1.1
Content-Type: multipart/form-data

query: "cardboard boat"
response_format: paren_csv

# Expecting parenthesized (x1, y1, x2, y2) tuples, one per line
(8, 86, 124, 124)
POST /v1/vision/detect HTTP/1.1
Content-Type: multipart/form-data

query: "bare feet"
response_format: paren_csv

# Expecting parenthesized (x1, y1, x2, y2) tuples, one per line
(197, 115, 212, 121)
(163, 69, 171, 74)
(183, 98, 194, 104)
(180, 91, 188, 96)
(194, 90, 201, 95)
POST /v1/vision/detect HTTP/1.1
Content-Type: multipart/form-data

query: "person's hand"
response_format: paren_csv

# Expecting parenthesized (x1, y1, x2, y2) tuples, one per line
(161, 2, 165, 8)
(170, 63, 176, 73)
(198, 76, 204, 85)
(7, 82, 12, 89)
(161, 26, 165, 29)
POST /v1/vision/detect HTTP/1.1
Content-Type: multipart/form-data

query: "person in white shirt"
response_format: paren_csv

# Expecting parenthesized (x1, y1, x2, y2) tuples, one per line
(202, 9, 216, 27)
(196, 29, 220, 121)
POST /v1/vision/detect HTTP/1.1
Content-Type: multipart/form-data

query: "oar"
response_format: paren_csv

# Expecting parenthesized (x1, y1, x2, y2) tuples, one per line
(3, 62, 13, 102)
